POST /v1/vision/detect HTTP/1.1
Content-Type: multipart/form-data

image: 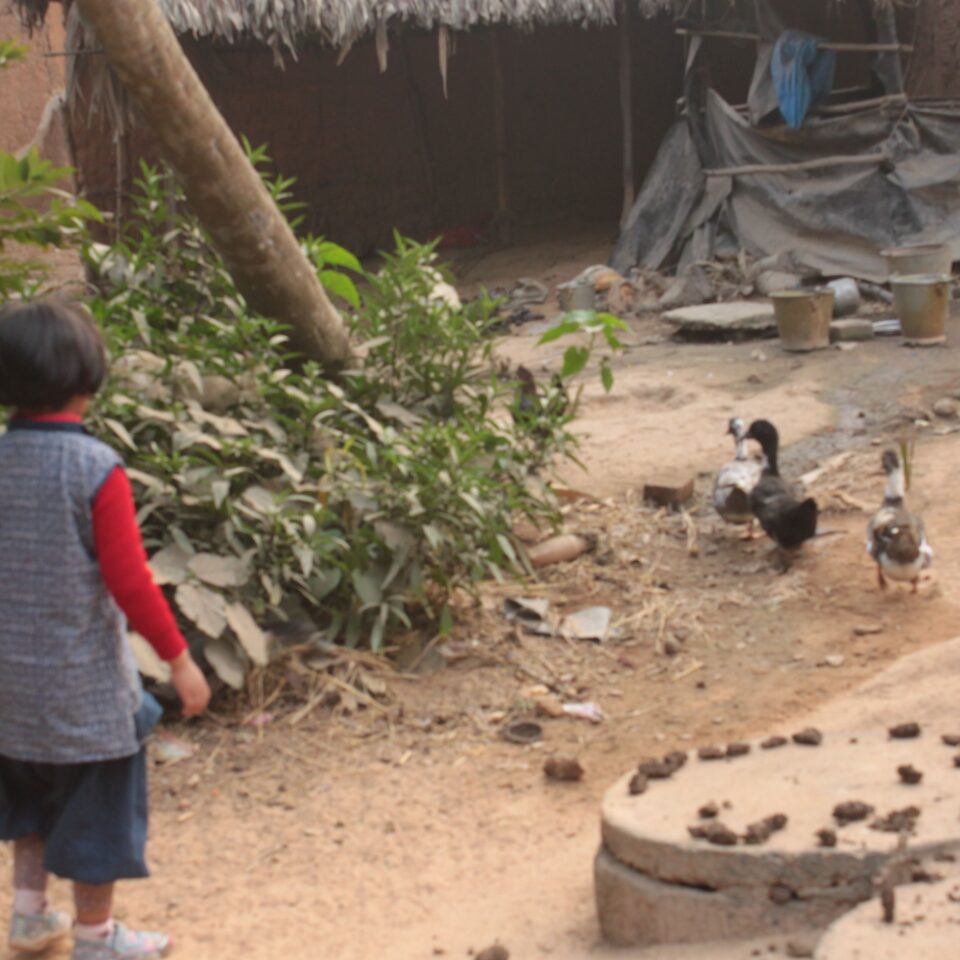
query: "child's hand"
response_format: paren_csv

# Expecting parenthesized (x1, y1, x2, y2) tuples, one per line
(169, 651, 212, 718)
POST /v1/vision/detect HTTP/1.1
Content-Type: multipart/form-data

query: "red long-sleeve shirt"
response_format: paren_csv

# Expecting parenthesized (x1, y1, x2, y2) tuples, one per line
(26, 412, 187, 662)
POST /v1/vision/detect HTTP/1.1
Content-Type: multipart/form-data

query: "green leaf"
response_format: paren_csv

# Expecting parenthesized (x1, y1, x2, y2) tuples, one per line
(352, 569, 383, 606)
(561, 346, 590, 378)
(600, 358, 614, 393)
(319, 269, 361, 309)
(537, 319, 582, 345)
(315, 241, 362, 272)
(438, 603, 454, 637)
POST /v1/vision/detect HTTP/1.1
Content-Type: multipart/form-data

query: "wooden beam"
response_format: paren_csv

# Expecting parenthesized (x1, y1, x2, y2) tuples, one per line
(618, 0, 634, 228)
(817, 93, 908, 114)
(705, 153, 889, 177)
(490, 29, 511, 246)
(675, 28, 913, 54)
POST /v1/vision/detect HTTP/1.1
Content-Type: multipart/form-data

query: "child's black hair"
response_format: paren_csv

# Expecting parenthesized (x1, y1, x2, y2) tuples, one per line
(0, 299, 108, 411)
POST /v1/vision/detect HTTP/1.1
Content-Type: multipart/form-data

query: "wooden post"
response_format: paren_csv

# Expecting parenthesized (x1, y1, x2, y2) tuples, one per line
(618, 0, 634, 228)
(872, 2, 905, 95)
(71, 0, 352, 370)
(490, 29, 511, 247)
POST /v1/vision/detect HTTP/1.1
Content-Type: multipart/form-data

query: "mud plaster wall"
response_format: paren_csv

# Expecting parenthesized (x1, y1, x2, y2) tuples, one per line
(0, 10, 69, 164)
(69, 18, 682, 255)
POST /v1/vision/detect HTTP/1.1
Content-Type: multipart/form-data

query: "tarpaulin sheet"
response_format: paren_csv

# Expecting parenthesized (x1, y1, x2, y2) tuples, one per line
(612, 92, 960, 282)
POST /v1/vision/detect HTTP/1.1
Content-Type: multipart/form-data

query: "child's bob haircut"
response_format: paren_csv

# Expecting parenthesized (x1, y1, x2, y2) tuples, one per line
(0, 299, 108, 411)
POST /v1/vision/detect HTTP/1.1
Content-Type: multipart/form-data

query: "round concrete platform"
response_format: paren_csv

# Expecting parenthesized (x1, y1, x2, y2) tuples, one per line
(814, 862, 960, 959)
(595, 638, 960, 948)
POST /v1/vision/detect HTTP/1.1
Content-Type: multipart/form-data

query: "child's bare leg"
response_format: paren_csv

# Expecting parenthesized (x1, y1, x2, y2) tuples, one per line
(74, 882, 113, 926)
(9, 835, 70, 951)
(12, 834, 49, 914)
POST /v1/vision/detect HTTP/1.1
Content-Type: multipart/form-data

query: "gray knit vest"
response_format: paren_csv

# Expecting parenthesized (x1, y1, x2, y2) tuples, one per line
(0, 421, 143, 763)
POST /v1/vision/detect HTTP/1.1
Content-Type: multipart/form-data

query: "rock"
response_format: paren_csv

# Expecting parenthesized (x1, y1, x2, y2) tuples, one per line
(475, 946, 509, 960)
(658, 265, 714, 310)
(792, 728, 823, 747)
(833, 801, 874, 825)
(829, 319, 874, 342)
(200, 375, 240, 413)
(761, 735, 788, 750)
(664, 301, 777, 336)
(933, 397, 959, 419)
(663, 637, 681, 657)
(821, 655, 845, 668)
(853, 623, 883, 637)
(726, 742, 751, 758)
(543, 757, 584, 782)
(815, 828, 837, 848)
(755, 271, 802, 297)
(643, 478, 695, 509)
(785, 934, 817, 957)
(888, 722, 921, 739)
(897, 764, 923, 785)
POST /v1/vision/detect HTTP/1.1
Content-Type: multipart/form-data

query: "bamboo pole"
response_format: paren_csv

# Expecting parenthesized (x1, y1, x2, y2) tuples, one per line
(705, 152, 889, 178)
(490, 29, 511, 246)
(73, 0, 352, 370)
(618, 0, 634, 229)
(675, 28, 913, 54)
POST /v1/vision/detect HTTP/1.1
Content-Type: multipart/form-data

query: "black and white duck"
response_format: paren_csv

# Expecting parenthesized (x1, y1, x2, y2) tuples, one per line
(713, 417, 763, 538)
(744, 419, 818, 556)
(867, 449, 932, 593)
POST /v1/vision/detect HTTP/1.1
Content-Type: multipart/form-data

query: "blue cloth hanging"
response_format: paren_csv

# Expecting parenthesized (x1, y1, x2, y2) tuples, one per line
(771, 30, 837, 129)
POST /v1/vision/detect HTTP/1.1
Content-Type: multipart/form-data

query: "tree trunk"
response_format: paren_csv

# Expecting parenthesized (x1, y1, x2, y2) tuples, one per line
(74, 0, 352, 370)
(905, 0, 960, 99)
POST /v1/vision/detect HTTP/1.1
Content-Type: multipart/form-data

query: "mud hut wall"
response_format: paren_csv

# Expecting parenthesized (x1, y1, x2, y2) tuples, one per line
(0, 8, 69, 163)
(68, 18, 681, 254)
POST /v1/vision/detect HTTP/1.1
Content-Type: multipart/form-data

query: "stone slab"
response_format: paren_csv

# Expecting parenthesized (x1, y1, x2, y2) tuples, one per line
(829, 319, 874, 342)
(596, 637, 960, 947)
(663, 301, 777, 334)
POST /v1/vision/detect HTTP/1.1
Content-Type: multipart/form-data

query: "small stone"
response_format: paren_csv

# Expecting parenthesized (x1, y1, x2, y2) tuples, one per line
(834, 801, 874, 824)
(638, 758, 674, 779)
(698, 745, 725, 761)
(954, 755, 960, 768)
(816, 828, 837, 847)
(628, 772, 648, 796)
(543, 757, 584, 782)
(663, 750, 688, 772)
(898, 764, 923, 784)
(698, 801, 719, 819)
(725, 742, 751, 758)
(744, 821, 773, 845)
(933, 397, 959, 419)
(889, 722, 921, 739)
(663, 637, 681, 657)
(821, 654, 845, 668)
(475, 946, 509, 960)
(785, 935, 817, 958)
(941, 733, 960, 747)
(792, 728, 823, 747)
(700, 821, 738, 846)
(769, 884, 793, 905)
(761, 735, 788, 750)
(829, 318, 874, 342)
(871, 806, 921, 833)
(853, 623, 883, 636)
(643, 478, 695, 509)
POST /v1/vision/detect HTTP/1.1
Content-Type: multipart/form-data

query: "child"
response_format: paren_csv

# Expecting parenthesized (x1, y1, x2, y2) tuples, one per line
(0, 299, 211, 959)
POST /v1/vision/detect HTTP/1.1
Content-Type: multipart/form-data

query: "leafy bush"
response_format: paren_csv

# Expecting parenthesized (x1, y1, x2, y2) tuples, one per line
(81, 160, 613, 688)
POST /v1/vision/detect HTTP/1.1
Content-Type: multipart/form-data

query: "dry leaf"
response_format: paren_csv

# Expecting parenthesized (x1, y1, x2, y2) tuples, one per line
(128, 631, 171, 682)
(188, 552, 250, 588)
(149, 543, 193, 586)
(203, 636, 245, 689)
(176, 582, 227, 638)
(226, 602, 270, 667)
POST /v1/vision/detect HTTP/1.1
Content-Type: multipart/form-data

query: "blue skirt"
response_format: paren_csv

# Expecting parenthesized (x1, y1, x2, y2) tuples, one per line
(0, 692, 162, 885)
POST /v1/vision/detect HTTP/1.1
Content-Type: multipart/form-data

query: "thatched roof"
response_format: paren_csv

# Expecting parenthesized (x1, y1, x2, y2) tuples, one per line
(16, 0, 619, 51)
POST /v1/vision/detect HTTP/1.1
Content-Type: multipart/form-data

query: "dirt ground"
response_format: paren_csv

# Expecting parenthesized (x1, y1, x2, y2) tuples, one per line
(4, 235, 960, 959)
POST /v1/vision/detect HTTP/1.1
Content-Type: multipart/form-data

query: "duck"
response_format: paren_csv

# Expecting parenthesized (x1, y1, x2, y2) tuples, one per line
(713, 417, 763, 538)
(867, 449, 932, 592)
(744, 419, 818, 555)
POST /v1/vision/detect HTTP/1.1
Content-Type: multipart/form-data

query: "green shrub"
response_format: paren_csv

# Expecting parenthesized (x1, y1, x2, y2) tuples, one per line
(82, 161, 618, 688)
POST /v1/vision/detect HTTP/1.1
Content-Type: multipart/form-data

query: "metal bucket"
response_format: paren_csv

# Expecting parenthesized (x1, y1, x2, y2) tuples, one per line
(825, 278, 861, 317)
(771, 288, 834, 352)
(891, 273, 950, 346)
(881, 243, 952, 279)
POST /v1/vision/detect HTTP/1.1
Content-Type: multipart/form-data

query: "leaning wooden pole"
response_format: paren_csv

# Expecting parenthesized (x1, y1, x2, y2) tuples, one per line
(617, 0, 635, 229)
(74, 0, 352, 370)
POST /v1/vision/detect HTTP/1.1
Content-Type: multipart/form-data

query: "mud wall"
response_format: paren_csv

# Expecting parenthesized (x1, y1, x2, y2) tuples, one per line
(0, 8, 69, 164)
(69, 18, 682, 255)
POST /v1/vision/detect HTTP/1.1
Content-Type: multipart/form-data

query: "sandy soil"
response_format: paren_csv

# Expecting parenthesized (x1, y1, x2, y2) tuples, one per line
(4, 235, 960, 959)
